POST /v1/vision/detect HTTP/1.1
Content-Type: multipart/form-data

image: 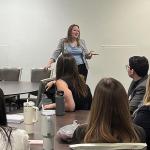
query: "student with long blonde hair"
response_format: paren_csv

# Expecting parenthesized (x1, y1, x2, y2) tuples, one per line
(72, 78, 145, 143)
(134, 74, 150, 149)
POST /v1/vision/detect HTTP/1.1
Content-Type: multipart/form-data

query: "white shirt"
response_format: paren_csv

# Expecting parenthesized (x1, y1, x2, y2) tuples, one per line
(0, 128, 30, 150)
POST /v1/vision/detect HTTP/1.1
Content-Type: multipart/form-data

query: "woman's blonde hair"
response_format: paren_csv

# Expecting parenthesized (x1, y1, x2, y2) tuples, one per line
(84, 78, 140, 143)
(143, 75, 150, 104)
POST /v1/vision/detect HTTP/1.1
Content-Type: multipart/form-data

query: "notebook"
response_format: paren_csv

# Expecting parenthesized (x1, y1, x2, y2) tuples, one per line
(6, 114, 24, 124)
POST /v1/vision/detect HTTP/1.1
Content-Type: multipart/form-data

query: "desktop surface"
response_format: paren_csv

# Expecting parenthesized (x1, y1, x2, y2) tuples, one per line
(9, 110, 89, 150)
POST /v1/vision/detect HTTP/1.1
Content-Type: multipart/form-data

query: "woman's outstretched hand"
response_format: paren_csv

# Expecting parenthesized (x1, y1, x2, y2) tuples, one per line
(86, 51, 99, 59)
(44, 59, 54, 70)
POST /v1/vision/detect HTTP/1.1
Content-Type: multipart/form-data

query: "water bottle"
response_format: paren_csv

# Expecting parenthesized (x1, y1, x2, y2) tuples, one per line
(55, 90, 65, 116)
(41, 110, 55, 150)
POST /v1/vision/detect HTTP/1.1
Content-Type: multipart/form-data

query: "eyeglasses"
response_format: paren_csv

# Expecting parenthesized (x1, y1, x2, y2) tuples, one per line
(125, 65, 132, 71)
(125, 65, 130, 71)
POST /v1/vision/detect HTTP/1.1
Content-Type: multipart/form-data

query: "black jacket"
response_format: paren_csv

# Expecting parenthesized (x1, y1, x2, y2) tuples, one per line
(133, 105, 150, 149)
(71, 123, 146, 144)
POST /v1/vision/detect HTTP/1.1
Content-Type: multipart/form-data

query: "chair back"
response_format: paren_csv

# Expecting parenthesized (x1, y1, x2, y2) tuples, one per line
(31, 68, 53, 82)
(36, 77, 55, 107)
(0, 68, 22, 81)
(69, 143, 147, 150)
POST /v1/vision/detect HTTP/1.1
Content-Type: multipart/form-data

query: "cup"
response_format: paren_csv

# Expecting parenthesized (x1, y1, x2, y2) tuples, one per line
(55, 90, 65, 116)
(41, 110, 55, 150)
(23, 100, 39, 134)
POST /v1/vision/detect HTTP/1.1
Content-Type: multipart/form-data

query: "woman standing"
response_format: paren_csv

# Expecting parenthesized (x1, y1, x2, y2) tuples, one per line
(45, 24, 95, 81)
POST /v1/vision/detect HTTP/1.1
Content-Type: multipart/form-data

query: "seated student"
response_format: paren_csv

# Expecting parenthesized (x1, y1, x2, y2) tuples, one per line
(133, 75, 150, 149)
(0, 88, 29, 150)
(71, 78, 146, 143)
(43, 53, 92, 111)
(127, 56, 149, 114)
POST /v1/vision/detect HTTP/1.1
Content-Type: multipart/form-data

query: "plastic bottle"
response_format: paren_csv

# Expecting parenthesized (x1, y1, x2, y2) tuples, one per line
(55, 90, 65, 116)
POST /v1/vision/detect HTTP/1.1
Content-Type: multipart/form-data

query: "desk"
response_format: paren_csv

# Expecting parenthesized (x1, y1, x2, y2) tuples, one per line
(9, 110, 89, 150)
(0, 81, 39, 96)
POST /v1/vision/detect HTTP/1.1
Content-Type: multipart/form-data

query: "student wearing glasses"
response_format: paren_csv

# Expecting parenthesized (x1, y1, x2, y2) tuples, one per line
(126, 56, 149, 114)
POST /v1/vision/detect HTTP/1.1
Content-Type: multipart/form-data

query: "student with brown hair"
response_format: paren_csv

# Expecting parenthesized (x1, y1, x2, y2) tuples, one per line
(72, 78, 145, 143)
(0, 88, 29, 150)
(44, 53, 92, 111)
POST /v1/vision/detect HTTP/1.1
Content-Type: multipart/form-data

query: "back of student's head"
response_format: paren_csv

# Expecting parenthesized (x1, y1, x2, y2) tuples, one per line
(129, 56, 149, 77)
(84, 78, 139, 143)
(56, 53, 88, 97)
(144, 74, 150, 104)
(0, 88, 7, 126)
(56, 53, 78, 80)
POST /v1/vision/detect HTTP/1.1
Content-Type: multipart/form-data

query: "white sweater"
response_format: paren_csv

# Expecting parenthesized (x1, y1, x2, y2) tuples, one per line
(0, 128, 29, 150)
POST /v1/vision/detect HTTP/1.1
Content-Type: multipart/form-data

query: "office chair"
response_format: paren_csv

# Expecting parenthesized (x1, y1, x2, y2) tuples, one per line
(36, 77, 55, 108)
(69, 143, 147, 150)
(31, 68, 53, 82)
(0, 68, 22, 111)
(0, 68, 21, 81)
(28, 68, 53, 99)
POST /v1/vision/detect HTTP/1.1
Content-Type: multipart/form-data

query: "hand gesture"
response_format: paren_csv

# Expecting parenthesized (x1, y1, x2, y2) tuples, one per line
(86, 51, 99, 59)
(45, 81, 56, 91)
(44, 59, 54, 70)
(43, 104, 51, 109)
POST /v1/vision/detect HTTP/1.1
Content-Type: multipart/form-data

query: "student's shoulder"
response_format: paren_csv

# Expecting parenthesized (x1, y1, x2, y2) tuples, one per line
(56, 79, 69, 88)
(12, 129, 28, 137)
(59, 38, 67, 43)
(11, 129, 30, 150)
(133, 123, 146, 142)
(79, 39, 86, 44)
(137, 76, 148, 87)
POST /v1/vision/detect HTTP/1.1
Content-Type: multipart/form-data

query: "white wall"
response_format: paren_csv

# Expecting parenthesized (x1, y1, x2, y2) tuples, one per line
(0, 0, 150, 92)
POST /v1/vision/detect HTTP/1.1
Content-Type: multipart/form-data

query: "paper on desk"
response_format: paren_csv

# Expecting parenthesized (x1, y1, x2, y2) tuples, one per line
(69, 143, 147, 150)
(6, 114, 24, 123)
(29, 140, 43, 145)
